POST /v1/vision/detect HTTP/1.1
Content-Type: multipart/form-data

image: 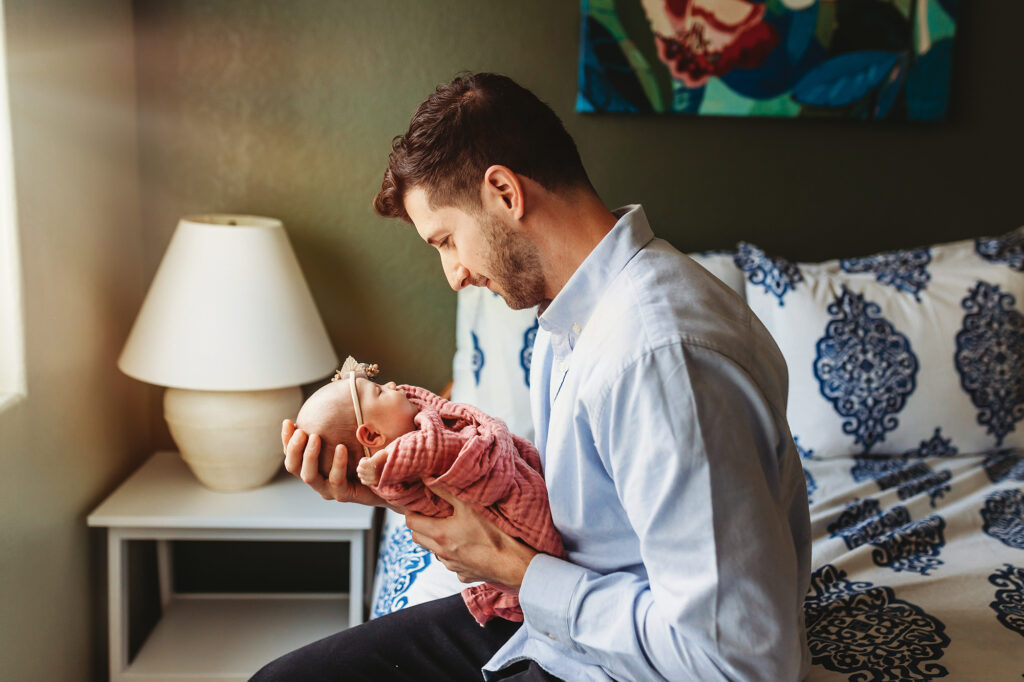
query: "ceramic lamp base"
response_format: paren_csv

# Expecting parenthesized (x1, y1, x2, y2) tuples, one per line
(164, 386, 302, 492)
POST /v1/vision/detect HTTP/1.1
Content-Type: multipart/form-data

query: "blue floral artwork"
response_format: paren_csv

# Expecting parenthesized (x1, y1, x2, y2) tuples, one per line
(814, 287, 918, 451)
(734, 242, 802, 306)
(371, 524, 431, 618)
(470, 331, 485, 386)
(955, 281, 1024, 446)
(804, 564, 950, 681)
(980, 488, 1024, 550)
(988, 564, 1024, 639)
(840, 248, 932, 301)
(976, 230, 1024, 272)
(983, 449, 1024, 484)
(828, 499, 945, 575)
(521, 319, 538, 388)
(578, 0, 958, 121)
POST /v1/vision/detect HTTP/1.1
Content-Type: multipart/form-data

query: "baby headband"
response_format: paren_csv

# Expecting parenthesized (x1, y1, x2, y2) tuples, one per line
(331, 356, 380, 460)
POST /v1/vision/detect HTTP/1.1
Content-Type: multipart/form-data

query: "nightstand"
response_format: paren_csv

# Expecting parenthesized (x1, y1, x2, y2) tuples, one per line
(88, 451, 375, 681)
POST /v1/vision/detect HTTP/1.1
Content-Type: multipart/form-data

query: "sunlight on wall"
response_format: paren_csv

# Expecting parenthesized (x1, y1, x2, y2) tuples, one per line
(0, 0, 26, 407)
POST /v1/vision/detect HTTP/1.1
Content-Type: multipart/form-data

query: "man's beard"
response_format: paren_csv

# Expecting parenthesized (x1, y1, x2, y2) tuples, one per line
(478, 213, 547, 310)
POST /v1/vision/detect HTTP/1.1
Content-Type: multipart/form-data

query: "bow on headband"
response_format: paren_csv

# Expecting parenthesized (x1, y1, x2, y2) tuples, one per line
(331, 355, 380, 460)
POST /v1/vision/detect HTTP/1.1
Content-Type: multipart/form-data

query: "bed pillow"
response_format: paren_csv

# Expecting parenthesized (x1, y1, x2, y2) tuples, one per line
(450, 287, 538, 441)
(689, 250, 745, 298)
(740, 228, 1024, 458)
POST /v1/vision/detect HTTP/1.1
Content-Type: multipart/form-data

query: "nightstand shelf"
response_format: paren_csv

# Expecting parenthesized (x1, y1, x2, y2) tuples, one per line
(88, 452, 375, 682)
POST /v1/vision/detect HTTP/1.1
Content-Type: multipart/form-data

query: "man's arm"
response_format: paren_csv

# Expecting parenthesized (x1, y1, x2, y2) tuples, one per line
(516, 344, 808, 681)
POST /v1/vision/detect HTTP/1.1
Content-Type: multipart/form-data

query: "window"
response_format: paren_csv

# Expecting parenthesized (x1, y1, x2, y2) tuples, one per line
(0, 1, 26, 408)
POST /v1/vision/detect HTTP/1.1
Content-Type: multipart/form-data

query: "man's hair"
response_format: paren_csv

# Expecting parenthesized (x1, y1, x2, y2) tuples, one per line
(374, 72, 592, 221)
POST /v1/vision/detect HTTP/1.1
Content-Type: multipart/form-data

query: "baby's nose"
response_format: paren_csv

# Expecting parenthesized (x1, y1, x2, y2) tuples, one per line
(384, 381, 397, 390)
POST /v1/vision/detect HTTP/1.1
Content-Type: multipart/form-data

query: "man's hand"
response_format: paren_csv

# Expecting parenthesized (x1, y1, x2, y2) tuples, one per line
(281, 419, 386, 508)
(405, 483, 538, 588)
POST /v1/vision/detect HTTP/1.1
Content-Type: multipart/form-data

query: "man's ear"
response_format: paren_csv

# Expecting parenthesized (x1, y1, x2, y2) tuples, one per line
(355, 424, 386, 448)
(482, 165, 525, 220)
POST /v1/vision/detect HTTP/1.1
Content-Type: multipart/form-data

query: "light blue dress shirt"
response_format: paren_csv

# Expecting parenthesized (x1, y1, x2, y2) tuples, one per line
(484, 206, 811, 681)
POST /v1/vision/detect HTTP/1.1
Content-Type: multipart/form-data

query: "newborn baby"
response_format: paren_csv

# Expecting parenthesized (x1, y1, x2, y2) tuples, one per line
(293, 358, 564, 625)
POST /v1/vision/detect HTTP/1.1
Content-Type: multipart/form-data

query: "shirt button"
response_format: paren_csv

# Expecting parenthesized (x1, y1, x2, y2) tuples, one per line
(572, 323, 581, 334)
(559, 361, 568, 372)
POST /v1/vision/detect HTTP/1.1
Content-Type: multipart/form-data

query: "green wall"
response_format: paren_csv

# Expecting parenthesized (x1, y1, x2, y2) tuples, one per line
(134, 0, 1024, 400)
(129, 0, 1024, 640)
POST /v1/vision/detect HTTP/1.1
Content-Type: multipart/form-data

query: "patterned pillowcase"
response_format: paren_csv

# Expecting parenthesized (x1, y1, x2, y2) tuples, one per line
(689, 250, 745, 297)
(370, 287, 540, 617)
(369, 508, 474, 618)
(450, 287, 538, 441)
(740, 228, 1024, 458)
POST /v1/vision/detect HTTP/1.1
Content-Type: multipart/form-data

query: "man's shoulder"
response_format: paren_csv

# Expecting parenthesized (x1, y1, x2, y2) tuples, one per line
(592, 239, 753, 356)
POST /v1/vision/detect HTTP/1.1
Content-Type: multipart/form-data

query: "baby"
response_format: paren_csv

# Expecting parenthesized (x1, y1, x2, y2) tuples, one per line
(293, 357, 564, 626)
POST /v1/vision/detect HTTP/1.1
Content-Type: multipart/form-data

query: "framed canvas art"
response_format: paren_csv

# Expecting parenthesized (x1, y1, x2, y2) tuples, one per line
(577, 0, 958, 120)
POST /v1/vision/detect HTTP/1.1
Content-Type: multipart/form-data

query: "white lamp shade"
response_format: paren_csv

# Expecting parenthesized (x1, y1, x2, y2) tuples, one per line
(119, 214, 338, 391)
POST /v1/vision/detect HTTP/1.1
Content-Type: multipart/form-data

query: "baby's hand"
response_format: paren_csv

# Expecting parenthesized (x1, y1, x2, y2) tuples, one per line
(356, 449, 389, 487)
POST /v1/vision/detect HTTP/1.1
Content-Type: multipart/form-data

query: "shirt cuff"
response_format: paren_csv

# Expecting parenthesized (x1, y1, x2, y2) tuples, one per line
(519, 553, 587, 650)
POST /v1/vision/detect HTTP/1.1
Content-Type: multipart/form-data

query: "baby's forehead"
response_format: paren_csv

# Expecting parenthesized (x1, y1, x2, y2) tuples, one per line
(298, 381, 352, 422)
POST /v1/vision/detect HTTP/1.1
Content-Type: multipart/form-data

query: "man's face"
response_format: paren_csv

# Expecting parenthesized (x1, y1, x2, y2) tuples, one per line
(404, 187, 546, 310)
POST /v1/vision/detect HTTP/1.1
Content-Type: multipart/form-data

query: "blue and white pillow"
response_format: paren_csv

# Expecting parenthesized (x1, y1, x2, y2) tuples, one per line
(689, 250, 745, 298)
(451, 286, 538, 441)
(742, 228, 1024, 458)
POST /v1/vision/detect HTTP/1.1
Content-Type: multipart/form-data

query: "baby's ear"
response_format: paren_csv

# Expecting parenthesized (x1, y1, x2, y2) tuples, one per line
(355, 424, 385, 448)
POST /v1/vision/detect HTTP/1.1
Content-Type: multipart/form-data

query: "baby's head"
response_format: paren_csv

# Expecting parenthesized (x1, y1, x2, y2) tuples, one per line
(295, 376, 420, 478)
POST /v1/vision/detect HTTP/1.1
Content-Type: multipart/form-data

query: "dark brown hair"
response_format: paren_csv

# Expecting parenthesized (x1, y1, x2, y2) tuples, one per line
(374, 72, 592, 220)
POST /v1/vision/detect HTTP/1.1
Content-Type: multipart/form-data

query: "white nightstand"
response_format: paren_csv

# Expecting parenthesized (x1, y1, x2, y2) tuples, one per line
(88, 451, 375, 682)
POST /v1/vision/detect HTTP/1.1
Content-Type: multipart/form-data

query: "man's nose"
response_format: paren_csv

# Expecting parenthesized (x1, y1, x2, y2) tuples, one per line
(446, 263, 470, 291)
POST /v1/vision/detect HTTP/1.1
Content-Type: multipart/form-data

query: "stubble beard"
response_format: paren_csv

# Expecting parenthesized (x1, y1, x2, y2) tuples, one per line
(479, 213, 547, 311)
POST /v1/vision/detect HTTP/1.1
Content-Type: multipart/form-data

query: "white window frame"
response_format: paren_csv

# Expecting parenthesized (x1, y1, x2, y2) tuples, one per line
(0, 0, 26, 410)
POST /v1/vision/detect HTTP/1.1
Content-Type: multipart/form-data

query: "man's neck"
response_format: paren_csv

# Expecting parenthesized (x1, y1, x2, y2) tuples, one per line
(529, 189, 619, 301)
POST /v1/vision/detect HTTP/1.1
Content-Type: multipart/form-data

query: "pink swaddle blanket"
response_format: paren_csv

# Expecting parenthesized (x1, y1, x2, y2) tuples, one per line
(371, 385, 564, 625)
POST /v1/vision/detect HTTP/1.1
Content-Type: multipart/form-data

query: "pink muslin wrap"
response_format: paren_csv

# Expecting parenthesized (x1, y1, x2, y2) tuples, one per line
(371, 385, 564, 625)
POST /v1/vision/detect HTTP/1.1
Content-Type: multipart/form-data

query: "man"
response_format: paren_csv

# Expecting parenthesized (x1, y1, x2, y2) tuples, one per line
(254, 72, 810, 681)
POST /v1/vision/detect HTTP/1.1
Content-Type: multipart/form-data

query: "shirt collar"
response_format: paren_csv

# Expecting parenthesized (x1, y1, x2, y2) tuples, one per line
(538, 204, 654, 338)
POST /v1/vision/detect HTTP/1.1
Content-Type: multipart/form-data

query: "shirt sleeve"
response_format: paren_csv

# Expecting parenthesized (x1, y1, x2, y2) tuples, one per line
(518, 342, 808, 681)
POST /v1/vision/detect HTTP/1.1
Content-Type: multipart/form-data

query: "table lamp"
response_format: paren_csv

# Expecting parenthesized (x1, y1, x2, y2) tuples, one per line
(118, 214, 338, 491)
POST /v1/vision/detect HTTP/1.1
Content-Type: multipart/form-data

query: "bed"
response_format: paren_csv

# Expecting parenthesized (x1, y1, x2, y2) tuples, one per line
(370, 228, 1024, 681)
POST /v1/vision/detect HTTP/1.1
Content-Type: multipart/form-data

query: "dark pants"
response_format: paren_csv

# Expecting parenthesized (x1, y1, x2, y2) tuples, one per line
(250, 594, 561, 681)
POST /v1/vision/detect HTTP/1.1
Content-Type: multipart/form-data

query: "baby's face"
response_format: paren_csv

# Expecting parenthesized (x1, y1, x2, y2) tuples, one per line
(354, 377, 418, 441)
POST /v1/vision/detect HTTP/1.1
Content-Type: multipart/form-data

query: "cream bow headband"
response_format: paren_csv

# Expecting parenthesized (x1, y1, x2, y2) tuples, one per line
(331, 355, 380, 459)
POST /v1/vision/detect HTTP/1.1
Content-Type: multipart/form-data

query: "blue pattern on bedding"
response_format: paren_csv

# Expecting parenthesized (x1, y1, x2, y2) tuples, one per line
(814, 288, 918, 452)
(988, 564, 1024, 638)
(828, 499, 946, 575)
(983, 448, 1024, 483)
(371, 524, 431, 618)
(955, 281, 1024, 446)
(840, 248, 931, 301)
(520, 319, 537, 388)
(976, 230, 1024, 272)
(734, 242, 803, 306)
(803, 564, 949, 681)
(470, 331, 484, 386)
(906, 428, 958, 457)
(980, 488, 1024, 549)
